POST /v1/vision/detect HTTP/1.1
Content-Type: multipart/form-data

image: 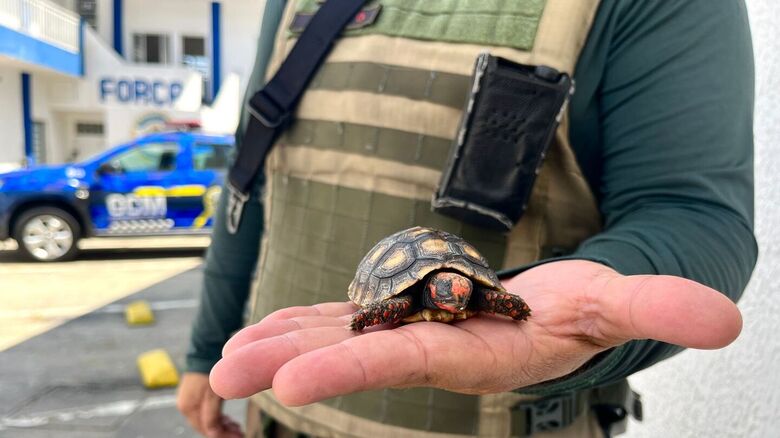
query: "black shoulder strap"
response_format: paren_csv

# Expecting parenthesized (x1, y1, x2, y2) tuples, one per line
(226, 0, 370, 234)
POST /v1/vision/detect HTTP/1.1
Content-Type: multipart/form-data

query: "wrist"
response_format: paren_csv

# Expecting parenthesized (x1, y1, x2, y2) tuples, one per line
(498, 255, 617, 281)
(185, 355, 221, 374)
(517, 346, 629, 396)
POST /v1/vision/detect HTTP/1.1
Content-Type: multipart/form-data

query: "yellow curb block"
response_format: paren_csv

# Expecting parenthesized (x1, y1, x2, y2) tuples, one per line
(125, 300, 155, 325)
(137, 349, 180, 388)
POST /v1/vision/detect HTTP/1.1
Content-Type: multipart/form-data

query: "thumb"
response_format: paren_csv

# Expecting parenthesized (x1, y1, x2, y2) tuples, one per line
(589, 274, 743, 349)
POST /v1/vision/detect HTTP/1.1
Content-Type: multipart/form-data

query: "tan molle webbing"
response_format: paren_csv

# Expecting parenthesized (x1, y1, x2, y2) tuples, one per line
(249, 0, 603, 436)
(291, 0, 546, 51)
(250, 388, 605, 438)
(280, 119, 455, 171)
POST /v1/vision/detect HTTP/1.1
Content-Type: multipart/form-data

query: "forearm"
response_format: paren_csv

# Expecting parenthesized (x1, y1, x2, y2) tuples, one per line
(577, 205, 757, 299)
(186, 187, 264, 373)
(185, 0, 284, 374)
(514, 0, 757, 393)
(513, 203, 757, 395)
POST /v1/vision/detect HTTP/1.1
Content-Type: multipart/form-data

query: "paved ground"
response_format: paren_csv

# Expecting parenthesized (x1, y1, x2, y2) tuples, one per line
(0, 238, 246, 437)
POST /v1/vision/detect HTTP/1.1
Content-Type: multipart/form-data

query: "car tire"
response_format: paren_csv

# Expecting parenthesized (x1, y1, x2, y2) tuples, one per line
(13, 207, 81, 262)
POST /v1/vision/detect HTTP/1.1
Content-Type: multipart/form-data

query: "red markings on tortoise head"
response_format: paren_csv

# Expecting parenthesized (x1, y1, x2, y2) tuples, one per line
(450, 275, 472, 300)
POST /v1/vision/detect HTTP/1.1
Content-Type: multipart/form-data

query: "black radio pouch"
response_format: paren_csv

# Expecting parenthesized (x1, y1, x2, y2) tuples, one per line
(432, 53, 574, 231)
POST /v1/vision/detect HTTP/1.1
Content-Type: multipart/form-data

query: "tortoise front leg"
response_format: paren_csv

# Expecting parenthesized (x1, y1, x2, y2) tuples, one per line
(349, 295, 415, 331)
(474, 289, 531, 321)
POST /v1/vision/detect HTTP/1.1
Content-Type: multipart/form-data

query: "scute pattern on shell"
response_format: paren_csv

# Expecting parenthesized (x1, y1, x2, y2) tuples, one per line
(348, 226, 505, 306)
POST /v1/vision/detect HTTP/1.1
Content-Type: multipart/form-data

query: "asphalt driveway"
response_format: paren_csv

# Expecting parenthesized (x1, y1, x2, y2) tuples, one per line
(0, 241, 246, 437)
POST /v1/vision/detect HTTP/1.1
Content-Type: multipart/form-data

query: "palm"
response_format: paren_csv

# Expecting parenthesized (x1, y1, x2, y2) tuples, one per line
(210, 260, 741, 406)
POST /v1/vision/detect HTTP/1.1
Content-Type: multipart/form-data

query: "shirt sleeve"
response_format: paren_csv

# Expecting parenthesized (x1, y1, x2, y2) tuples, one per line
(513, 0, 758, 394)
(185, 0, 287, 374)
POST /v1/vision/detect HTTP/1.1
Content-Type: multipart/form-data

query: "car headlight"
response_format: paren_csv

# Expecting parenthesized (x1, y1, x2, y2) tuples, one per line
(75, 188, 90, 200)
(66, 167, 86, 179)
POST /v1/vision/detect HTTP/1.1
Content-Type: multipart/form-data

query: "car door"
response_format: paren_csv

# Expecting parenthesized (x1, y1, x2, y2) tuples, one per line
(183, 141, 231, 230)
(89, 140, 185, 235)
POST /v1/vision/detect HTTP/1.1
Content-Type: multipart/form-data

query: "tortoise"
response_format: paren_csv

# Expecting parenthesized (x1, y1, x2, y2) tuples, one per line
(348, 226, 531, 331)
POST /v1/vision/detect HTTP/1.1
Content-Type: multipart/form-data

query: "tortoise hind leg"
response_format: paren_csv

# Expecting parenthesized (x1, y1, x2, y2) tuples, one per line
(474, 289, 531, 321)
(349, 295, 415, 331)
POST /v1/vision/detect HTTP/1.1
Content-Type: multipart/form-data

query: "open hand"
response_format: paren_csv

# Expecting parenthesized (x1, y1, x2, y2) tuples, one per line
(209, 260, 742, 406)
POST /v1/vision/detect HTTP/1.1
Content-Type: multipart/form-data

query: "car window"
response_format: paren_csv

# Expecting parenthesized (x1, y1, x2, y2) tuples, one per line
(111, 142, 180, 173)
(192, 143, 230, 170)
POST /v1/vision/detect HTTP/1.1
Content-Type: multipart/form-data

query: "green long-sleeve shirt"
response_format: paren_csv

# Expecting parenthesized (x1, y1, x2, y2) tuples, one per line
(186, 0, 757, 396)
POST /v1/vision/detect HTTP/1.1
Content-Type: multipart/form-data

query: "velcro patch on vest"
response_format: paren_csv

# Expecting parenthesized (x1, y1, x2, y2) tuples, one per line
(289, 0, 547, 50)
(290, 4, 382, 33)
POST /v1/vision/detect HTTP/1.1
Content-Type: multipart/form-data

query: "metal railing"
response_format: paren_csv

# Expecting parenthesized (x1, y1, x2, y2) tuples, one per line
(0, 0, 80, 53)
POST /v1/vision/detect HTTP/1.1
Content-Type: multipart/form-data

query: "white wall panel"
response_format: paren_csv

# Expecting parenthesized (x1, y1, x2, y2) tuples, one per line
(0, 68, 24, 170)
(220, 0, 264, 98)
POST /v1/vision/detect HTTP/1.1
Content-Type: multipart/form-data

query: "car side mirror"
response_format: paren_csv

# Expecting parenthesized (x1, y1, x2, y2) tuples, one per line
(96, 162, 118, 176)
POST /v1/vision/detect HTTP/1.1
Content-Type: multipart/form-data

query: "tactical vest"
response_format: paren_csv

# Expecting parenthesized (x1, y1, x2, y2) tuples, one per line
(248, 0, 604, 436)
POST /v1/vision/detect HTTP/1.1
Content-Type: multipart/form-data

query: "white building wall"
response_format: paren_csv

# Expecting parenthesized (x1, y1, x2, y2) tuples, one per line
(221, 0, 265, 94)
(30, 72, 63, 163)
(626, 1, 780, 436)
(121, 0, 264, 96)
(50, 0, 115, 43)
(123, 0, 210, 67)
(67, 26, 203, 144)
(0, 0, 263, 168)
(0, 68, 24, 169)
(95, 0, 115, 46)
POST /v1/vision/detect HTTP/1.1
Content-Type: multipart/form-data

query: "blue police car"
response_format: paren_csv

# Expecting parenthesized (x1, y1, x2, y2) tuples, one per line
(0, 131, 233, 261)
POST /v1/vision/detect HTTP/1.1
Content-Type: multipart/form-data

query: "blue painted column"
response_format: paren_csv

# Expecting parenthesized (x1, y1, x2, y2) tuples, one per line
(210, 2, 222, 100)
(113, 0, 124, 56)
(79, 17, 86, 75)
(21, 73, 34, 167)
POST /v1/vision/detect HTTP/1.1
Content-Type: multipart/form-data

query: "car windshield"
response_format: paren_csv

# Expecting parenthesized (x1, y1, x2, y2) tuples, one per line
(79, 136, 173, 167)
(108, 142, 180, 172)
(192, 143, 230, 170)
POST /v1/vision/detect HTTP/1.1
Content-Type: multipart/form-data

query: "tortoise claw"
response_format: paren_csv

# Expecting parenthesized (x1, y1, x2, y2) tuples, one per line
(349, 295, 414, 331)
(474, 289, 531, 321)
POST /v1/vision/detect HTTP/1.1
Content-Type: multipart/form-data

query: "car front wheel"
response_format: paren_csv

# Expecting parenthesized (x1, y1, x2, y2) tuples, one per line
(13, 207, 81, 262)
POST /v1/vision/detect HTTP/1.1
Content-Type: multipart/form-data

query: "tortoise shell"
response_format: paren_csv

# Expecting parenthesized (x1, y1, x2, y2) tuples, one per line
(348, 226, 505, 306)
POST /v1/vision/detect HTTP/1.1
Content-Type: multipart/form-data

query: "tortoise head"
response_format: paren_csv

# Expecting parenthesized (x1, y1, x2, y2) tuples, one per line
(424, 272, 472, 313)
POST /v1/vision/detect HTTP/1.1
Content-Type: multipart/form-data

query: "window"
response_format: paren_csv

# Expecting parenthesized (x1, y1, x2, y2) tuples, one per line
(133, 34, 170, 64)
(192, 143, 230, 170)
(182, 37, 208, 72)
(182, 36, 210, 99)
(76, 122, 104, 135)
(32, 121, 46, 164)
(110, 143, 180, 173)
(78, 0, 97, 29)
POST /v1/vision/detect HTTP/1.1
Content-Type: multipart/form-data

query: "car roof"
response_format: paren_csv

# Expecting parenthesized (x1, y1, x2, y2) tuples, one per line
(79, 131, 235, 165)
(136, 131, 235, 145)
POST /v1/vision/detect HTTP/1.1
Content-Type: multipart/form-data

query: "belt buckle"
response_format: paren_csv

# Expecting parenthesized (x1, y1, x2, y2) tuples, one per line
(226, 181, 250, 235)
(248, 92, 289, 129)
(513, 392, 578, 436)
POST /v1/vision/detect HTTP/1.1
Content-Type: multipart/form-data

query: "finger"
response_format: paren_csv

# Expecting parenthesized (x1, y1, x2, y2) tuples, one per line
(271, 322, 503, 406)
(201, 390, 224, 437)
(221, 415, 242, 432)
(176, 375, 208, 434)
(262, 302, 357, 322)
(181, 407, 204, 435)
(176, 395, 202, 433)
(223, 315, 349, 357)
(591, 274, 743, 349)
(218, 415, 243, 438)
(211, 326, 357, 399)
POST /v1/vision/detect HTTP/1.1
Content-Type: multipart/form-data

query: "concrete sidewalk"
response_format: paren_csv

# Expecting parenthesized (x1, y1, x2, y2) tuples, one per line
(0, 251, 246, 437)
